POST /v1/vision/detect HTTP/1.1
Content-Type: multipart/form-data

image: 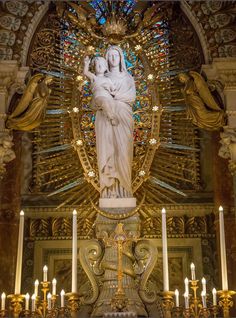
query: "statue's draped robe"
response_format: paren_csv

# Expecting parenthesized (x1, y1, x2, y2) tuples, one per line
(95, 71, 136, 198)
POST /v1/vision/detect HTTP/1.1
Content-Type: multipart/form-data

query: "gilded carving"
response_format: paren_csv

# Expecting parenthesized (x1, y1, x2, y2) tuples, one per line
(178, 71, 225, 131)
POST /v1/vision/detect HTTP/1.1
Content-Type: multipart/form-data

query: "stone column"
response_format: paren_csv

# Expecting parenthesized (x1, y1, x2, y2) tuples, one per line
(202, 59, 236, 309)
(0, 61, 29, 294)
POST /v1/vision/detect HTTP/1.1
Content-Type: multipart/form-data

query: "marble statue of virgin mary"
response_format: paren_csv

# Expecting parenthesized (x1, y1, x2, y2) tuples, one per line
(94, 46, 136, 200)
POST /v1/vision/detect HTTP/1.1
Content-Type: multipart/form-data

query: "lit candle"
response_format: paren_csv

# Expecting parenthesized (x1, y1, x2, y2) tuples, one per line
(25, 293, 30, 311)
(52, 278, 57, 295)
(212, 288, 217, 306)
(190, 263, 196, 280)
(184, 277, 189, 296)
(14, 210, 25, 294)
(184, 292, 189, 309)
(60, 289, 65, 308)
(34, 279, 39, 297)
(219, 206, 228, 290)
(175, 289, 179, 307)
(201, 291, 207, 308)
(43, 265, 48, 282)
(72, 209, 77, 293)
(47, 293, 52, 310)
(201, 277, 206, 294)
(1, 292, 6, 311)
(31, 294, 35, 312)
(161, 208, 169, 291)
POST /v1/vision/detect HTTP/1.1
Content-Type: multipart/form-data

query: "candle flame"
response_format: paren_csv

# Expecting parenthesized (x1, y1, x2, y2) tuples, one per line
(219, 206, 223, 212)
(212, 288, 217, 294)
(190, 262, 195, 269)
(1, 292, 6, 299)
(25, 293, 30, 300)
(161, 207, 166, 214)
(43, 265, 48, 271)
(32, 294, 35, 300)
(20, 210, 24, 216)
(52, 278, 57, 284)
(60, 289, 65, 296)
(34, 279, 39, 286)
(73, 209, 77, 215)
(175, 289, 179, 296)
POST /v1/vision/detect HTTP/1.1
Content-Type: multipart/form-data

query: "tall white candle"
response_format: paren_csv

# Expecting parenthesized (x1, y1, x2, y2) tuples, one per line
(31, 294, 35, 312)
(14, 210, 25, 294)
(47, 293, 52, 310)
(1, 292, 6, 311)
(43, 265, 48, 282)
(60, 289, 65, 308)
(72, 209, 77, 293)
(184, 292, 189, 309)
(184, 277, 189, 296)
(212, 288, 217, 306)
(161, 208, 169, 292)
(174, 289, 179, 307)
(201, 291, 207, 308)
(190, 263, 196, 280)
(219, 206, 228, 290)
(52, 278, 57, 295)
(201, 277, 206, 294)
(34, 279, 39, 297)
(25, 293, 30, 311)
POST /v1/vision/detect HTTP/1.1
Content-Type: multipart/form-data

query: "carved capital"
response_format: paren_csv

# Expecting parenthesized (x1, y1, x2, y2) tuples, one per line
(0, 61, 29, 113)
(219, 126, 236, 175)
(0, 132, 16, 178)
(202, 58, 236, 89)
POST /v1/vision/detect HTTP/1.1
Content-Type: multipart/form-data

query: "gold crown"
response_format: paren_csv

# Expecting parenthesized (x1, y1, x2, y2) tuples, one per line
(102, 13, 127, 37)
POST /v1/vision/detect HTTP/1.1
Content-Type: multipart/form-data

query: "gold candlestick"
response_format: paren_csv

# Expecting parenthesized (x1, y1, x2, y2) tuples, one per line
(183, 307, 191, 318)
(66, 292, 81, 316)
(199, 307, 210, 318)
(211, 305, 219, 318)
(7, 294, 24, 318)
(0, 310, 7, 318)
(172, 306, 183, 318)
(23, 309, 31, 317)
(159, 291, 174, 318)
(218, 290, 236, 318)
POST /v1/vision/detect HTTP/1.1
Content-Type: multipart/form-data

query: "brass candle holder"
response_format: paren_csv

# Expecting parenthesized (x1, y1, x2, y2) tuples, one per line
(7, 294, 25, 318)
(211, 305, 219, 318)
(0, 310, 7, 318)
(66, 292, 81, 316)
(218, 290, 236, 318)
(172, 306, 183, 318)
(159, 291, 175, 318)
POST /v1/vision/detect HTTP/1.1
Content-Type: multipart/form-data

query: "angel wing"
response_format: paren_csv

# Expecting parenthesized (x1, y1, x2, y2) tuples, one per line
(189, 71, 222, 111)
(9, 73, 44, 118)
(6, 74, 52, 131)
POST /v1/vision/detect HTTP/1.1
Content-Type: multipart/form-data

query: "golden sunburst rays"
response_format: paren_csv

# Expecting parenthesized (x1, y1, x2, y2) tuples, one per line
(30, 1, 202, 212)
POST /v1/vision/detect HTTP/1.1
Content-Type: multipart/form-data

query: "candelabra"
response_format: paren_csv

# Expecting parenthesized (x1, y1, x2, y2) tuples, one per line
(0, 279, 82, 318)
(218, 290, 236, 318)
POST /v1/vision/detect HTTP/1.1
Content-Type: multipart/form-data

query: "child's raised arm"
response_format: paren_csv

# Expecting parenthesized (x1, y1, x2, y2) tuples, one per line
(83, 56, 95, 81)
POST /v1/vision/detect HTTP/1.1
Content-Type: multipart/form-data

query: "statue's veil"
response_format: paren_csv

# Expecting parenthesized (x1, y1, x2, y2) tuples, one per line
(105, 46, 127, 72)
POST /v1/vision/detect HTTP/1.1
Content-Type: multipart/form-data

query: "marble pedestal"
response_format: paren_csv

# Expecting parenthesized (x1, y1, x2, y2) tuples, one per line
(99, 198, 136, 208)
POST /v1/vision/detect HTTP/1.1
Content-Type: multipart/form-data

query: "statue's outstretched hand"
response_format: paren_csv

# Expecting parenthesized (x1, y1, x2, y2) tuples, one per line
(84, 56, 91, 66)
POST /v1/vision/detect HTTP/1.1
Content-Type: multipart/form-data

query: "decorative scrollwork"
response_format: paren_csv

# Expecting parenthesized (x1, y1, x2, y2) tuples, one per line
(135, 239, 158, 304)
(79, 240, 104, 305)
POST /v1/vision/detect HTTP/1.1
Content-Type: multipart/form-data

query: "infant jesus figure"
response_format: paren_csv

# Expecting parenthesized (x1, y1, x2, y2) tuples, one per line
(83, 56, 118, 126)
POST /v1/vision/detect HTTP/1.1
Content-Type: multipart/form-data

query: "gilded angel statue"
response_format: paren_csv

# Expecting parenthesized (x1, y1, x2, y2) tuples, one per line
(6, 73, 53, 131)
(178, 71, 226, 130)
